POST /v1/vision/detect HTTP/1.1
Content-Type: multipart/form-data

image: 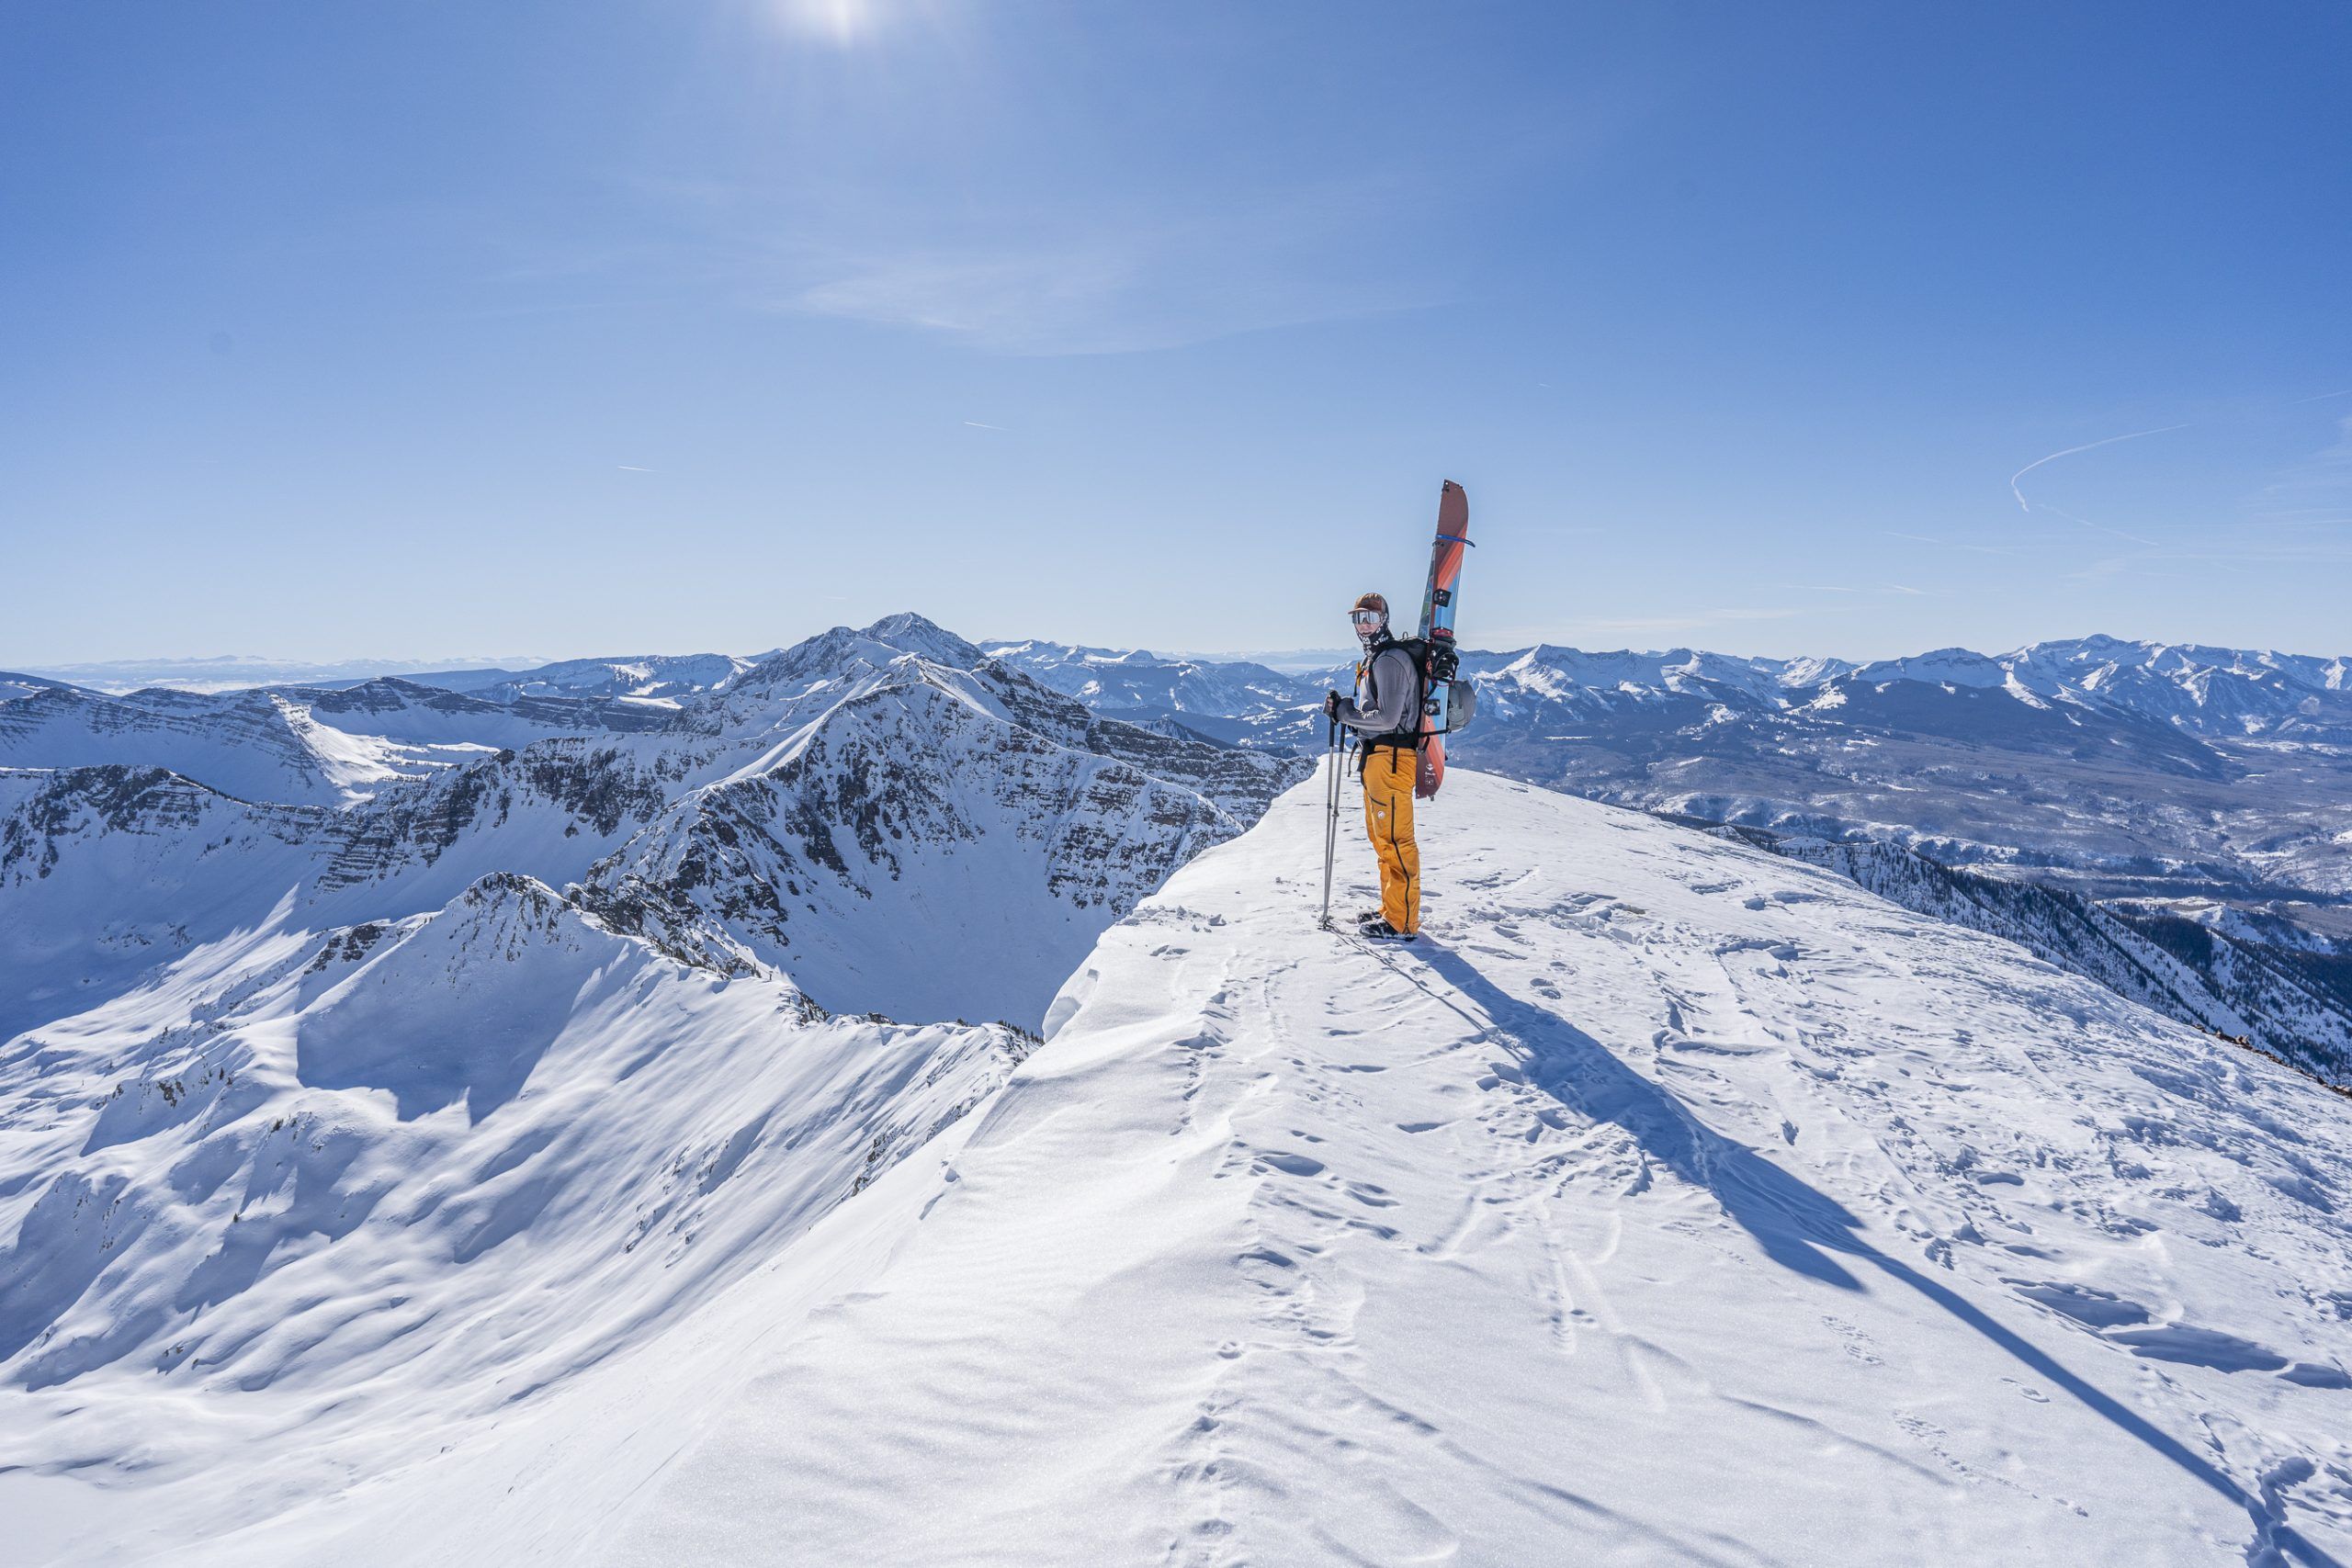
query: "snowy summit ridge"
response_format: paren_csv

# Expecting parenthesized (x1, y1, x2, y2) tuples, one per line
(6, 766, 2349, 1564)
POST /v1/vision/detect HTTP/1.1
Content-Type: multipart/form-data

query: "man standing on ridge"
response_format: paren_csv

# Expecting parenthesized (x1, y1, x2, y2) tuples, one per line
(1325, 592, 1421, 942)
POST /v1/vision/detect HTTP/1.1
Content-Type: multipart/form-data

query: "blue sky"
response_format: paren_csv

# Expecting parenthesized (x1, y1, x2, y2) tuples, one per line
(4, 1, 2347, 665)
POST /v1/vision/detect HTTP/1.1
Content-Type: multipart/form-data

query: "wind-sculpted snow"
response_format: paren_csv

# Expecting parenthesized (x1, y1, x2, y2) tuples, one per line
(0, 615, 1329, 1558)
(0, 873, 1032, 1547)
(1726, 827, 2352, 1086)
(14, 616, 2348, 1561)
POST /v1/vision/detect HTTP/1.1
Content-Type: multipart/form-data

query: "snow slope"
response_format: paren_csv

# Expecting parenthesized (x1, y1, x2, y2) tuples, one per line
(26, 770, 2345, 1566)
(0, 876, 1032, 1562)
(0, 686, 427, 807)
(1726, 828, 2352, 1084)
(590, 772, 2352, 1567)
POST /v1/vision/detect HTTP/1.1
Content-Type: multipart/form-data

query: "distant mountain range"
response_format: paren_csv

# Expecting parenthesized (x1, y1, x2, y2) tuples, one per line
(0, 614, 1306, 1035)
(8, 624, 2347, 1077)
(17, 629, 2344, 899)
(9, 654, 537, 695)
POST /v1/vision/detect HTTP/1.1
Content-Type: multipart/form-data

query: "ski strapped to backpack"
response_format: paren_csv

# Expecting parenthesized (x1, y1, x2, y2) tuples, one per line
(1350, 480, 1477, 789)
(1415, 480, 1474, 796)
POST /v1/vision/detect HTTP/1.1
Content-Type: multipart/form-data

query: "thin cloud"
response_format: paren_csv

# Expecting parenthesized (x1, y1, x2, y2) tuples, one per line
(2007, 423, 2188, 511)
(778, 234, 1438, 356)
(963, 421, 1004, 431)
(2240, 411, 2352, 532)
(617, 465, 653, 472)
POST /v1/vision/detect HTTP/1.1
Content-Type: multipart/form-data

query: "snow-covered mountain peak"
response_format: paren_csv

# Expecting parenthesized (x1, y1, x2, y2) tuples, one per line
(1852, 645, 2010, 688)
(718, 615, 984, 710)
(858, 611, 987, 667)
(294, 873, 652, 1122)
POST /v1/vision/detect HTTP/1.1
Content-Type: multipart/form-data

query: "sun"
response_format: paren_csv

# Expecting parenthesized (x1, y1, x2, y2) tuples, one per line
(774, 0, 881, 46)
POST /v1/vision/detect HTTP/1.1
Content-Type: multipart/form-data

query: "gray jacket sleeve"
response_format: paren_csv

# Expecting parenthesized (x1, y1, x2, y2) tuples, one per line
(1338, 646, 1419, 735)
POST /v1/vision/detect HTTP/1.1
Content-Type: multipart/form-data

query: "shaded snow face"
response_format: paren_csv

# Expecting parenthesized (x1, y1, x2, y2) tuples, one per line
(0, 867, 1032, 1480)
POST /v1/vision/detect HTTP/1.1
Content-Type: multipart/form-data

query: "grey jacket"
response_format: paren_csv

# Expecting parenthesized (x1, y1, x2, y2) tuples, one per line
(1338, 643, 1419, 738)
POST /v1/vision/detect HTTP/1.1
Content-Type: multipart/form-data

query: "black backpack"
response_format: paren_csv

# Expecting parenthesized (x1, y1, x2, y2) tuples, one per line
(1363, 636, 1476, 745)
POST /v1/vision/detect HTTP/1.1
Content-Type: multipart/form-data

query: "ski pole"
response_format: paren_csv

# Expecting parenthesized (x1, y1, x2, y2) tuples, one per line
(1318, 716, 1343, 930)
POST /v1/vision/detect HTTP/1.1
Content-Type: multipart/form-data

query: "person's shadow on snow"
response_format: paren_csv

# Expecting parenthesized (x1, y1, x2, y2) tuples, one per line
(1392, 941, 2339, 1568)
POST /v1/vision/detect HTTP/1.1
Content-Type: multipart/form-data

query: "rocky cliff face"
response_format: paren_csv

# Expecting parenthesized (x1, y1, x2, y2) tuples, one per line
(579, 659, 1263, 1025)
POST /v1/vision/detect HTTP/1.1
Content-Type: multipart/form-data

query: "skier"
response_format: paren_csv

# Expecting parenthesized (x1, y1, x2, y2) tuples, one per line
(1325, 592, 1421, 941)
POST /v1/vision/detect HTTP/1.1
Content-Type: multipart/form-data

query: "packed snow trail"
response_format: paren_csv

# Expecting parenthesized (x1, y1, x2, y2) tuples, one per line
(592, 773, 2351, 1566)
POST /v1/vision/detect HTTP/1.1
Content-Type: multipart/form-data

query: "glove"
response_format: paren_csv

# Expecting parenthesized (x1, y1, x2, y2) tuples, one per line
(1324, 690, 1342, 718)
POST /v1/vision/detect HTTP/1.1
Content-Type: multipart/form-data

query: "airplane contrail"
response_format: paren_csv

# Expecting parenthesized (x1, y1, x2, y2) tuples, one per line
(617, 465, 653, 472)
(2007, 423, 2188, 511)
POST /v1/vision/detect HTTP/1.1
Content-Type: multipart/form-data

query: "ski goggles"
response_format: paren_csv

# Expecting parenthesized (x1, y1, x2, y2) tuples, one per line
(1348, 609, 1385, 628)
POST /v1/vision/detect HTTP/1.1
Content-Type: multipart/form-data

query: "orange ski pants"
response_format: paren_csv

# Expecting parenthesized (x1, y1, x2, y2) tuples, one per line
(1362, 744, 1420, 934)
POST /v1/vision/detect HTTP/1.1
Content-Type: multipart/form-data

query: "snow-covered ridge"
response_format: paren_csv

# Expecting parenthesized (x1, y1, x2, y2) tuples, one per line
(26, 769, 2346, 1564)
(580, 773, 2352, 1565)
(981, 638, 1310, 724)
(400, 653, 759, 704)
